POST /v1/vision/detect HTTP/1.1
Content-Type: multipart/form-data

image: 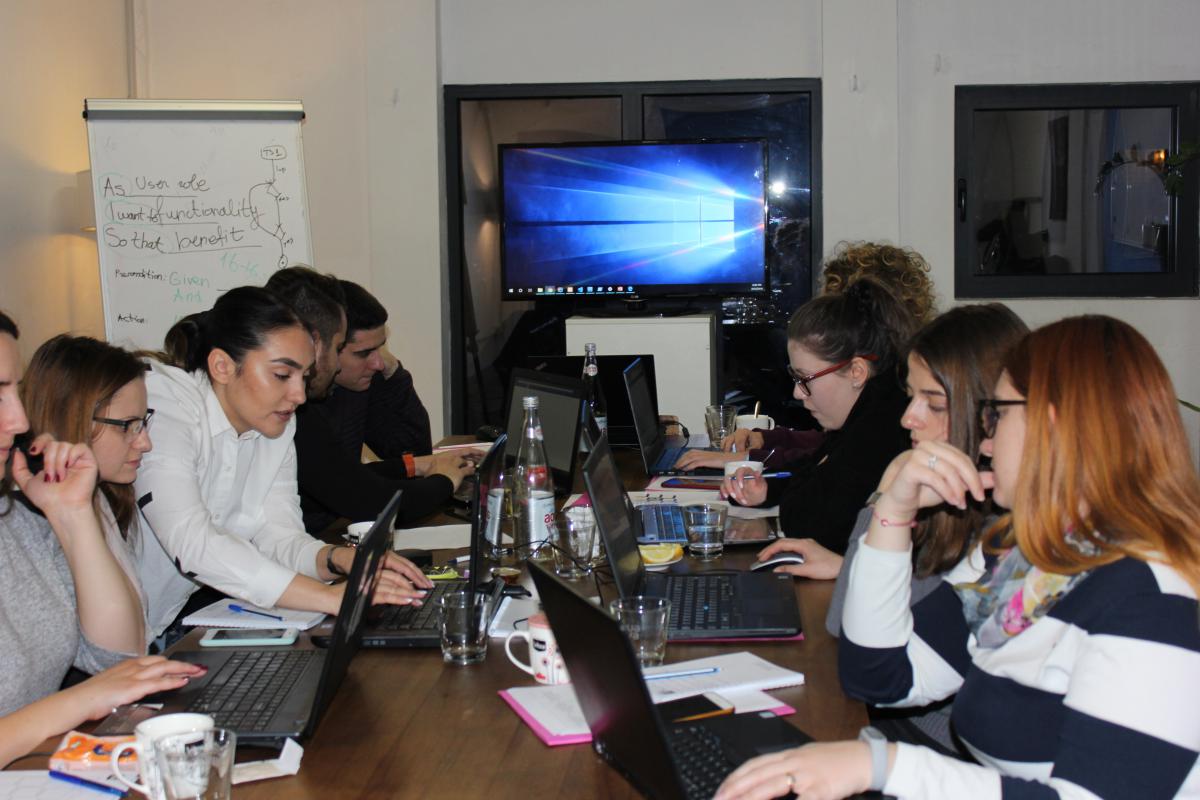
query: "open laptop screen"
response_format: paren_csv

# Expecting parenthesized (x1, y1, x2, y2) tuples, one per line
(581, 435, 645, 597)
(623, 358, 666, 469)
(505, 369, 583, 491)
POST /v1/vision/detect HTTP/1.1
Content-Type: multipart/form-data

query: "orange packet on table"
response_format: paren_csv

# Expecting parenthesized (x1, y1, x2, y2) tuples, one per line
(50, 730, 136, 771)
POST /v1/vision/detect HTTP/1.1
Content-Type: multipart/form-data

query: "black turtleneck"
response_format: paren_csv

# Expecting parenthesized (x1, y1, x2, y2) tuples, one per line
(763, 374, 910, 554)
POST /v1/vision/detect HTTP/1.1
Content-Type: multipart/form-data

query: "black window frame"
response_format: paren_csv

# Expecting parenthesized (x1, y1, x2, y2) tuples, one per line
(954, 82, 1200, 299)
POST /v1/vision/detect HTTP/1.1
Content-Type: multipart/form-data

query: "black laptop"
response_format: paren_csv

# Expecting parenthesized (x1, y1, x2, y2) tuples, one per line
(583, 437, 801, 641)
(358, 436, 507, 648)
(503, 368, 585, 495)
(528, 353, 657, 447)
(96, 491, 403, 745)
(529, 561, 811, 800)
(624, 357, 718, 476)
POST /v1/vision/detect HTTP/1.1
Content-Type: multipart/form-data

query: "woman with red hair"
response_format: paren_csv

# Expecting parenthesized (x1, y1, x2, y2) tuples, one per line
(717, 315, 1200, 799)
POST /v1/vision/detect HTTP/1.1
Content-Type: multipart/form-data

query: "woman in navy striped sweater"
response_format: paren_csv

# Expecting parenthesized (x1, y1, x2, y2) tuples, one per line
(717, 315, 1200, 799)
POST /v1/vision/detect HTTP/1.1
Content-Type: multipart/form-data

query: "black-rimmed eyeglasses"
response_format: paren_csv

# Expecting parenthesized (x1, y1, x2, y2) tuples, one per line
(93, 409, 155, 439)
(978, 399, 1025, 439)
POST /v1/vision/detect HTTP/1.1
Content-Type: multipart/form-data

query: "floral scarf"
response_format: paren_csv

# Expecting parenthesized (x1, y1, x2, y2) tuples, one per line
(954, 541, 1089, 650)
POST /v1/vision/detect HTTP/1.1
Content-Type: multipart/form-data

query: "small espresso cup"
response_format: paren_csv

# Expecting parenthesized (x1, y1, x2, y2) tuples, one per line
(505, 612, 569, 685)
(735, 414, 775, 431)
(111, 713, 215, 800)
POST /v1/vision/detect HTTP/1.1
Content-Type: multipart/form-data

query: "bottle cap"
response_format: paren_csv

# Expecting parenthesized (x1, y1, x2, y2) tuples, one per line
(584, 342, 596, 353)
(522, 395, 539, 409)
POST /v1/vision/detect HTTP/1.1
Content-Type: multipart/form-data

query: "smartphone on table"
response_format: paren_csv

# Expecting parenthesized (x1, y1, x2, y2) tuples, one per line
(198, 628, 299, 647)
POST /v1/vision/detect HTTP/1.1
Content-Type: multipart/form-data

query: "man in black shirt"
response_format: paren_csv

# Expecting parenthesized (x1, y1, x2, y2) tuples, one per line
(266, 269, 472, 533)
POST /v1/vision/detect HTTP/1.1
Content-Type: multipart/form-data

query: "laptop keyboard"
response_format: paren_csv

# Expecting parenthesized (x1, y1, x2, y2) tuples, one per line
(666, 575, 737, 632)
(375, 581, 462, 632)
(653, 446, 687, 472)
(187, 649, 316, 731)
(668, 723, 738, 800)
(639, 504, 687, 543)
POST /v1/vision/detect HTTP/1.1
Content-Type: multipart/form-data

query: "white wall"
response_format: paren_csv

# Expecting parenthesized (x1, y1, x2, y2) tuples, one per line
(897, 0, 1200, 454)
(0, 0, 129, 357)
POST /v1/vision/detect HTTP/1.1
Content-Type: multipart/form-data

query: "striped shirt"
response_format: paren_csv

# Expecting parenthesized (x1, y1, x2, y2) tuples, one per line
(840, 541, 1200, 798)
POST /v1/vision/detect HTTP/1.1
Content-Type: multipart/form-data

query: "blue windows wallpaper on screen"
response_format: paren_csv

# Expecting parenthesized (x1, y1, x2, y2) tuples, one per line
(500, 140, 767, 299)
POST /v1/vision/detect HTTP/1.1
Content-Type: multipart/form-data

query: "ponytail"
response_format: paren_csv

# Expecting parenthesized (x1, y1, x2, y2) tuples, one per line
(157, 286, 304, 375)
(787, 276, 916, 379)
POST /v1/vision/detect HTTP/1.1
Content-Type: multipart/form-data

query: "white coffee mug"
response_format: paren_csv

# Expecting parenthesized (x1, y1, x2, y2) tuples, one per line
(735, 414, 775, 431)
(111, 713, 214, 800)
(504, 612, 569, 685)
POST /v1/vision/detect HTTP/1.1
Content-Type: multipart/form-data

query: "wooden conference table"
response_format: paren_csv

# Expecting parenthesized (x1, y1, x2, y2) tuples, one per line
(17, 448, 868, 799)
(231, 447, 869, 800)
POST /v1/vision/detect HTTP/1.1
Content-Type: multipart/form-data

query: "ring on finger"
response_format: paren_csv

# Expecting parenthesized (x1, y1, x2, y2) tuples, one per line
(927, 454, 938, 469)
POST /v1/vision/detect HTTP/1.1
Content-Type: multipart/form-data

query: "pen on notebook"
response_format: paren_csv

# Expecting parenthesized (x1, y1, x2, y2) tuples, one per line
(645, 666, 720, 681)
(49, 771, 126, 797)
(229, 604, 284, 621)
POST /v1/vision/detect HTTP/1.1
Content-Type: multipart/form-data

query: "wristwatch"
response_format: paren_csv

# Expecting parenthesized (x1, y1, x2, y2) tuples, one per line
(858, 726, 889, 792)
(325, 546, 349, 578)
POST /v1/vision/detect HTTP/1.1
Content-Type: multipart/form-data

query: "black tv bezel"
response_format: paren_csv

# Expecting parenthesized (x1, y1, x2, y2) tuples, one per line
(497, 137, 770, 303)
(954, 82, 1200, 299)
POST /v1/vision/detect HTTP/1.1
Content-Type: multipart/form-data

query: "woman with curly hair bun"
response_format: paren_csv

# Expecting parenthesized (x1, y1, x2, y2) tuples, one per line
(821, 241, 937, 326)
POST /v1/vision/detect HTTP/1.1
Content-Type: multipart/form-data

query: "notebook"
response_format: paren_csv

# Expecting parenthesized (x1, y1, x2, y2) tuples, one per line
(582, 436, 801, 641)
(95, 491, 403, 746)
(624, 357, 717, 476)
(529, 561, 812, 800)
(357, 435, 507, 648)
(181, 598, 325, 631)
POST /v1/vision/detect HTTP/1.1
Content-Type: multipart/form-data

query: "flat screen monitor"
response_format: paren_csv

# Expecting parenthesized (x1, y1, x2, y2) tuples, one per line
(500, 139, 768, 300)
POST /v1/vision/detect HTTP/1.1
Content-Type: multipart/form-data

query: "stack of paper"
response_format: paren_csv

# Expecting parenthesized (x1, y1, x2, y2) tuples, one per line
(181, 598, 325, 630)
(501, 651, 804, 746)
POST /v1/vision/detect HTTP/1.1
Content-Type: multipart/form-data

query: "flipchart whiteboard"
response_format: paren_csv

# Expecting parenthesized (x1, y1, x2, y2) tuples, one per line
(84, 99, 313, 350)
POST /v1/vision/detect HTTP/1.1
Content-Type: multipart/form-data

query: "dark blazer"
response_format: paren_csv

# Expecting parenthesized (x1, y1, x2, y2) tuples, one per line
(764, 375, 910, 554)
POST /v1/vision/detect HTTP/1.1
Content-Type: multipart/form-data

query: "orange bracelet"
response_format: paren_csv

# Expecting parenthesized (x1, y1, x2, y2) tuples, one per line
(402, 452, 416, 476)
(872, 508, 917, 528)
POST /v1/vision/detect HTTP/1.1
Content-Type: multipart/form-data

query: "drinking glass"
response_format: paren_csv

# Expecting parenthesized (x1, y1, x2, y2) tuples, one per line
(610, 596, 671, 667)
(554, 507, 596, 579)
(438, 589, 494, 665)
(151, 728, 236, 800)
(704, 405, 738, 448)
(682, 502, 728, 561)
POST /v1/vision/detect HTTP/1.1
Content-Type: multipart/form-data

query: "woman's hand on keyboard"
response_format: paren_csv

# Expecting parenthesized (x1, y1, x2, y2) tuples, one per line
(369, 551, 435, 606)
(69, 656, 209, 721)
(674, 449, 739, 471)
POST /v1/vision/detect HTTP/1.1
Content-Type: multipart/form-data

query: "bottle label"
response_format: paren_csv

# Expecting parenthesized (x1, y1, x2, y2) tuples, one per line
(529, 494, 555, 544)
(485, 489, 504, 545)
(584, 364, 598, 377)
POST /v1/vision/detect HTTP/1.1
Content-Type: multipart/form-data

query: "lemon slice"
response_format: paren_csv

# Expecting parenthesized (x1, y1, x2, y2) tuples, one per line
(639, 543, 683, 564)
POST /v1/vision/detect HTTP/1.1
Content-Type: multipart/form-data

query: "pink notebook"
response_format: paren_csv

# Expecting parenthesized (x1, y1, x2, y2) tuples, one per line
(499, 688, 796, 748)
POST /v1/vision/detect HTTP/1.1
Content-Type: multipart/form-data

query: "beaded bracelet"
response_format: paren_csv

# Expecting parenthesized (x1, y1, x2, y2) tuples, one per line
(872, 507, 917, 528)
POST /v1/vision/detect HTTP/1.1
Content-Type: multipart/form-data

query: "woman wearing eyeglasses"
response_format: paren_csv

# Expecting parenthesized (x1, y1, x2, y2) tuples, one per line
(720, 277, 914, 554)
(21, 334, 159, 648)
(0, 315, 203, 767)
(717, 315, 1200, 800)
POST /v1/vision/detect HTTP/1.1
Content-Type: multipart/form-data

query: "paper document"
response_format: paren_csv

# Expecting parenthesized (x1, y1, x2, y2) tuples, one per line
(500, 683, 796, 747)
(182, 598, 325, 630)
(0, 770, 128, 798)
(488, 595, 540, 638)
(642, 651, 804, 701)
(393, 524, 472, 551)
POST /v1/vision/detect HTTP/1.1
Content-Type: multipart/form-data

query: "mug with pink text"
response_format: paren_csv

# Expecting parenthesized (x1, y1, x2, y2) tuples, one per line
(504, 612, 569, 685)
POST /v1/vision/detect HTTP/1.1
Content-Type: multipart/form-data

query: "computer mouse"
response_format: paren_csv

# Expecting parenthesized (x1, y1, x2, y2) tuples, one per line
(750, 554, 806, 571)
(475, 424, 505, 442)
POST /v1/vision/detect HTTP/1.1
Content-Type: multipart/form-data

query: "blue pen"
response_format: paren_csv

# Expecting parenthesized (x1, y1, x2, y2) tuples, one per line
(49, 770, 126, 797)
(229, 604, 284, 621)
(645, 666, 720, 681)
(761, 471, 791, 479)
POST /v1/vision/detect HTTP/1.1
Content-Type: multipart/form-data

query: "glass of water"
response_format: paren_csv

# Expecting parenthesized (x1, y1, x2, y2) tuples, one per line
(554, 507, 596, 579)
(438, 589, 493, 665)
(682, 502, 728, 561)
(610, 596, 671, 667)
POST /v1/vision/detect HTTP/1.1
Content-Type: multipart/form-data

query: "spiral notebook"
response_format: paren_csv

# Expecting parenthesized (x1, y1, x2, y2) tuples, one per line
(181, 598, 326, 631)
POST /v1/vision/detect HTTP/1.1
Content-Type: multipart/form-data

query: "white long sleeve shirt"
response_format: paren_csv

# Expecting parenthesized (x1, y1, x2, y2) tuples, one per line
(134, 361, 325, 616)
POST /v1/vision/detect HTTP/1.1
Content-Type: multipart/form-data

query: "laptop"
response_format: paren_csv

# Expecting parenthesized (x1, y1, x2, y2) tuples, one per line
(582, 436, 801, 641)
(96, 491, 403, 745)
(528, 353, 657, 447)
(528, 561, 812, 800)
(624, 357, 717, 476)
(358, 436, 507, 648)
(503, 368, 585, 495)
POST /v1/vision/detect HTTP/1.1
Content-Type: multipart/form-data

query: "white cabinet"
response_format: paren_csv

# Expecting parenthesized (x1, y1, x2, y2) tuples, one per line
(566, 314, 716, 434)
